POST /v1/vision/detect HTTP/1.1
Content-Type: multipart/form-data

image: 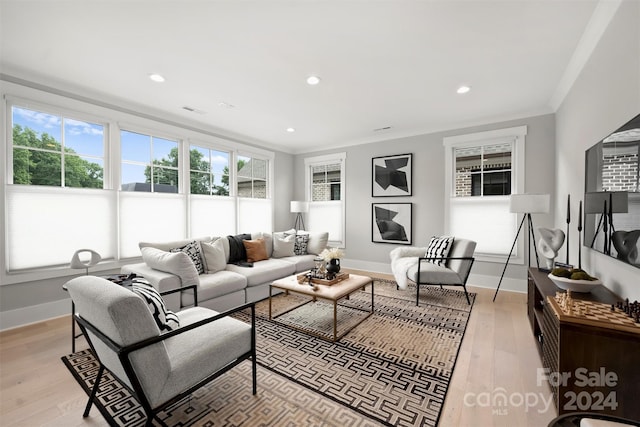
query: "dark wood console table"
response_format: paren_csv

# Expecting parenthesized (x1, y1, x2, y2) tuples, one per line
(527, 268, 640, 420)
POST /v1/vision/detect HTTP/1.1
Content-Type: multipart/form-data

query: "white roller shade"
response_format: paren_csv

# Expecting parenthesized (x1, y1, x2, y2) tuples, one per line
(6, 186, 115, 270)
(190, 195, 236, 237)
(237, 197, 272, 233)
(308, 201, 343, 244)
(449, 196, 516, 256)
(119, 192, 186, 258)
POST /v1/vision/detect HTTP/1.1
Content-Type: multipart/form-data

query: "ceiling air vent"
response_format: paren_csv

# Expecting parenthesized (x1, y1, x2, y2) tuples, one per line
(182, 106, 206, 114)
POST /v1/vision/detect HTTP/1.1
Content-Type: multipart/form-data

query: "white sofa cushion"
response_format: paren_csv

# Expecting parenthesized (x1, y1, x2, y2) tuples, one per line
(272, 234, 295, 258)
(141, 247, 200, 286)
(226, 258, 296, 286)
(181, 270, 247, 307)
(200, 238, 227, 273)
(170, 240, 205, 274)
(303, 231, 329, 255)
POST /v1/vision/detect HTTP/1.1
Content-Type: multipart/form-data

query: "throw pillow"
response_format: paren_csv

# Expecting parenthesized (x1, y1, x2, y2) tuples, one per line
(130, 277, 180, 332)
(243, 238, 269, 263)
(272, 234, 295, 258)
(200, 238, 227, 273)
(425, 236, 455, 267)
(141, 247, 200, 286)
(170, 241, 205, 274)
(285, 232, 309, 255)
(304, 231, 329, 255)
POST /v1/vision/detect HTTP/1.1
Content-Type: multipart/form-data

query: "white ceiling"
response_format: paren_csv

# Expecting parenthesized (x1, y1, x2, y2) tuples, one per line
(1, 0, 604, 154)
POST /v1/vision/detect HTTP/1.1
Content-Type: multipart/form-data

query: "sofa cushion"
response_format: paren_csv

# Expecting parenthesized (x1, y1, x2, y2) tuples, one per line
(139, 236, 211, 252)
(200, 238, 227, 273)
(141, 247, 200, 286)
(243, 238, 269, 263)
(226, 258, 296, 286)
(272, 234, 295, 258)
(252, 232, 273, 258)
(302, 231, 329, 255)
(181, 271, 247, 307)
(170, 240, 205, 274)
(130, 277, 180, 332)
(425, 236, 454, 266)
(227, 233, 251, 263)
(279, 254, 317, 272)
(285, 232, 309, 255)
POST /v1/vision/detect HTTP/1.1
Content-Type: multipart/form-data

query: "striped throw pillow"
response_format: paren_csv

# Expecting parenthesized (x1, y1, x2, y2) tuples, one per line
(425, 236, 454, 267)
(130, 278, 180, 332)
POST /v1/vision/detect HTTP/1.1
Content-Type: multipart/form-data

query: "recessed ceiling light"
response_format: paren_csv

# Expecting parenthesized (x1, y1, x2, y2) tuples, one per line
(457, 85, 471, 94)
(286, 127, 296, 133)
(149, 73, 165, 83)
(306, 75, 321, 85)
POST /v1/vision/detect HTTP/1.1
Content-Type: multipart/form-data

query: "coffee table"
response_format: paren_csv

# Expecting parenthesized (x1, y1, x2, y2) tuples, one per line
(269, 273, 374, 342)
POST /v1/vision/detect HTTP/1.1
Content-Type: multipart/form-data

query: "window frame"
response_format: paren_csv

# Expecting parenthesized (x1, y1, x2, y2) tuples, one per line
(443, 126, 526, 263)
(8, 99, 110, 189)
(119, 126, 183, 194)
(1, 87, 275, 284)
(304, 152, 346, 247)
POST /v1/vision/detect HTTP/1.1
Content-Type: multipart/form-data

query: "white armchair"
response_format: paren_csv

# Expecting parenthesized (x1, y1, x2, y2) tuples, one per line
(65, 276, 256, 426)
(390, 238, 476, 305)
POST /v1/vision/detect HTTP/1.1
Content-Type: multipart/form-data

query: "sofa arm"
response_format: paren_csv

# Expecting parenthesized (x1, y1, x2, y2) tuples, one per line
(121, 263, 183, 311)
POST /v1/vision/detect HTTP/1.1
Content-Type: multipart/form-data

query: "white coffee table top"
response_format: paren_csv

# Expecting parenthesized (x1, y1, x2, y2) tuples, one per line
(271, 273, 372, 301)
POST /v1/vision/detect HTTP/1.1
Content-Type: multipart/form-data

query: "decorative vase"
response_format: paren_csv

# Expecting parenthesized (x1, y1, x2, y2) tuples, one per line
(326, 258, 341, 275)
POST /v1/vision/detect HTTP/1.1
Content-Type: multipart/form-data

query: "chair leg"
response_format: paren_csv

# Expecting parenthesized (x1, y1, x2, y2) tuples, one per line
(83, 365, 105, 417)
(416, 283, 420, 306)
(462, 285, 471, 305)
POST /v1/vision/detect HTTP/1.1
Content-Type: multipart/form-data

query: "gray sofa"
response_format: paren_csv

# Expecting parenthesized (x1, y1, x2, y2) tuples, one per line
(122, 231, 329, 312)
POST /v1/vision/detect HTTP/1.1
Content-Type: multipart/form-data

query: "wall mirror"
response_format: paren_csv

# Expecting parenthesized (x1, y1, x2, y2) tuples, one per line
(584, 113, 640, 268)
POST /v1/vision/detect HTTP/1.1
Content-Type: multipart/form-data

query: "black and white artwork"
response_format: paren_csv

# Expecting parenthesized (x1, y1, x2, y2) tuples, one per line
(372, 153, 412, 197)
(372, 203, 412, 244)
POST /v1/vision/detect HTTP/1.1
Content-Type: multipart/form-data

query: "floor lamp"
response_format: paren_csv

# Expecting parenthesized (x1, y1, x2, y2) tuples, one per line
(290, 201, 309, 231)
(493, 194, 550, 302)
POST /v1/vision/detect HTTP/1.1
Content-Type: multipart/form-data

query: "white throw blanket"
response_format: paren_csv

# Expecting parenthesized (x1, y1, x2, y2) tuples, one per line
(389, 247, 426, 290)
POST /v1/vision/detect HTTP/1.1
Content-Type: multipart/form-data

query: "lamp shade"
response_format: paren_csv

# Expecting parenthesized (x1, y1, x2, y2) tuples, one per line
(509, 194, 550, 214)
(290, 201, 309, 213)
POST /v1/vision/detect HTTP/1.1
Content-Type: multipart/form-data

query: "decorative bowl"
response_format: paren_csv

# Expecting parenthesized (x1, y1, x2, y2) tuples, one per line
(547, 273, 602, 293)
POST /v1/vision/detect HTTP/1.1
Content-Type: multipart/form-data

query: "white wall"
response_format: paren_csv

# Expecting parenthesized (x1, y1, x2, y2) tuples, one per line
(295, 113, 557, 294)
(555, 0, 640, 300)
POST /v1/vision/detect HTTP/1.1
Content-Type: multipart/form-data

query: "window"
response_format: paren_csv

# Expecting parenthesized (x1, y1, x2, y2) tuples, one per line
(11, 105, 105, 188)
(121, 130, 179, 193)
(311, 163, 342, 201)
(237, 155, 268, 198)
(455, 143, 512, 197)
(3, 92, 275, 277)
(305, 153, 346, 246)
(444, 127, 526, 259)
(189, 145, 230, 195)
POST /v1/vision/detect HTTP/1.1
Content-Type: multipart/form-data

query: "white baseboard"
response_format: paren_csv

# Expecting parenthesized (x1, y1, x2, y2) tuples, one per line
(343, 258, 526, 294)
(2, 260, 526, 331)
(0, 299, 69, 332)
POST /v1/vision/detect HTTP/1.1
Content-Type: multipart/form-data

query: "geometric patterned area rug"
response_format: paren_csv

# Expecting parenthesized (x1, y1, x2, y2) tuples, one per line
(61, 279, 474, 427)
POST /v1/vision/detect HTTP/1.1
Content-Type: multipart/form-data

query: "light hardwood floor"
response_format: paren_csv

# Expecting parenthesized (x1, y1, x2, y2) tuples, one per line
(0, 274, 555, 427)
